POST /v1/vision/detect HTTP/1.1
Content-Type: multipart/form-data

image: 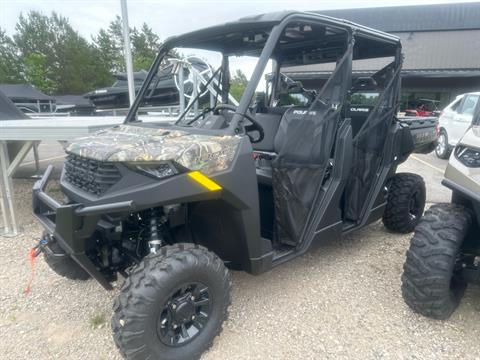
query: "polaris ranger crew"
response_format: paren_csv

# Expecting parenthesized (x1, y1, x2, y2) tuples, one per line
(32, 11, 428, 360)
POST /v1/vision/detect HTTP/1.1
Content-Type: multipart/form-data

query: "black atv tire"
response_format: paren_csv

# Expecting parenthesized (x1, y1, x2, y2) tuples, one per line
(112, 243, 231, 360)
(435, 130, 451, 159)
(401, 204, 472, 319)
(383, 173, 426, 233)
(44, 240, 90, 280)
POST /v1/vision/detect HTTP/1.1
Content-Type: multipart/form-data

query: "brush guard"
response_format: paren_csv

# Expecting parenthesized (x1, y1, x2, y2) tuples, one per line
(32, 165, 136, 289)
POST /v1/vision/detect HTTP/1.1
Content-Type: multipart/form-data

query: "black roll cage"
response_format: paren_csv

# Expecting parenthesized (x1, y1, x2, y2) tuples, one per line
(123, 12, 402, 131)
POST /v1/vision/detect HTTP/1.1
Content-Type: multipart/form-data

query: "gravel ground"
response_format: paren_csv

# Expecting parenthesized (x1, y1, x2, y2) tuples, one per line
(1, 156, 480, 360)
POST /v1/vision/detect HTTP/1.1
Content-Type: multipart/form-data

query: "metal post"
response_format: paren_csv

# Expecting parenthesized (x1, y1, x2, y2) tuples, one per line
(6, 141, 34, 177)
(0, 141, 18, 235)
(210, 92, 215, 109)
(0, 157, 10, 234)
(193, 73, 199, 116)
(36, 100, 40, 113)
(178, 64, 185, 114)
(33, 142, 41, 176)
(120, 0, 135, 106)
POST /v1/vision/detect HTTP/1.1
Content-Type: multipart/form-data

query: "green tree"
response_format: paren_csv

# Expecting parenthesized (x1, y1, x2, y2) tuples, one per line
(0, 29, 24, 83)
(94, 17, 163, 73)
(14, 11, 111, 94)
(92, 16, 125, 73)
(23, 52, 55, 93)
(131, 23, 160, 71)
(230, 69, 248, 101)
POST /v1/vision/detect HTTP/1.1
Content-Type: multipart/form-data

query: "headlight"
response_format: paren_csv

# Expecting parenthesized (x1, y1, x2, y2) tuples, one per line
(127, 161, 180, 179)
(455, 146, 480, 168)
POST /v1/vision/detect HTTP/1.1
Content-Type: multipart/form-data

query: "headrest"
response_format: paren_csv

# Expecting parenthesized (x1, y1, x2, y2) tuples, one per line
(351, 77, 378, 92)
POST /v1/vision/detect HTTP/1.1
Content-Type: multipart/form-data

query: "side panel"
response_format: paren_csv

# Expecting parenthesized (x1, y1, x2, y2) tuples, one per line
(311, 121, 353, 241)
(208, 137, 272, 273)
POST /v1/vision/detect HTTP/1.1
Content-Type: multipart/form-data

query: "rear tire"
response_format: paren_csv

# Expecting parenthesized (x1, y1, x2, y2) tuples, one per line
(383, 173, 426, 233)
(43, 236, 90, 281)
(112, 243, 231, 360)
(435, 130, 451, 159)
(401, 204, 472, 319)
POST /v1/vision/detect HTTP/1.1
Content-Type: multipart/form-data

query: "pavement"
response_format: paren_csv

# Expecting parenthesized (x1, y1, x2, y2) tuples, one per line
(2, 146, 480, 360)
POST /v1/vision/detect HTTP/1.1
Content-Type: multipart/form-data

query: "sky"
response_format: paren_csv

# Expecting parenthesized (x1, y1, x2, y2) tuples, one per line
(1, 0, 477, 91)
(1, 0, 479, 41)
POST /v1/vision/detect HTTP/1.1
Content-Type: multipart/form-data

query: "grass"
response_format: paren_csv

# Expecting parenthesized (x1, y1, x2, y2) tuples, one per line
(89, 312, 106, 329)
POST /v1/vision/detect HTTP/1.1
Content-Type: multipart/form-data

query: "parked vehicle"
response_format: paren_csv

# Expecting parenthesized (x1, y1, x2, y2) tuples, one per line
(32, 11, 435, 360)
(402, 111, 480, 319)
(436, 92, 480, 159)
(84, 58, 213, 110)
(404, 99, 441, 117)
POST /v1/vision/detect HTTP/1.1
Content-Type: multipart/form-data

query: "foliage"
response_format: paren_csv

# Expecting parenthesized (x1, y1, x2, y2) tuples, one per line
(0, 11, 168, 95)
(89, 311, 106, 329)
(0, 29, 24, 83)
(23, 52, 55, 93)
(12, 11, 112, 94)
(350, 92, 379, 106)
(230, 69, 248, 102)
(131, 23, 161, 71)
(92, 16, 125, 74)
(93, 16, 162, 73)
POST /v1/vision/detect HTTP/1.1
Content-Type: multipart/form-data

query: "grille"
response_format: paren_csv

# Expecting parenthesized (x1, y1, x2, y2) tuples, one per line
(64, 154, 121, 196)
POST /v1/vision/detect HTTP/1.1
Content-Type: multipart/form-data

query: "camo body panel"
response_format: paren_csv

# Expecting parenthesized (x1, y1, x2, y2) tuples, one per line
(66, 125, 241, 175)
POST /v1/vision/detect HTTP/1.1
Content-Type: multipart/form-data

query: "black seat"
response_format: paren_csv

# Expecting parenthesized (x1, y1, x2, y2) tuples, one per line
(252, 109, 284, 186)
(273, 107, 320, 161)
(252, 111, 284, 152)
(347, 77, 378, 138)
(254, 107, 312, 186)
(347, 105, 374, 137)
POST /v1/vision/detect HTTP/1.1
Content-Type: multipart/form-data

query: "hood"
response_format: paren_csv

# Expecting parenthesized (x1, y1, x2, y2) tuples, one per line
(459, 125, 480, 148)
(66, 125, 241, 175)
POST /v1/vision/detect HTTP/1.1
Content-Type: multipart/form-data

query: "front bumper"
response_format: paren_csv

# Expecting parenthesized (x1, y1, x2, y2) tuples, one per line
(32, 165, 136, 290)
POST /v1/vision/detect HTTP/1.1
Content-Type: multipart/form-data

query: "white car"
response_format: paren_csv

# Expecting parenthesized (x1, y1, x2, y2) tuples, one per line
(436, 92, 480, 158)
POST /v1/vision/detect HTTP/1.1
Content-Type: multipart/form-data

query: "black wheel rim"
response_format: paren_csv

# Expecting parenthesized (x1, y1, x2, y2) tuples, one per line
(409, 190, 422, 221)
(157, 282, 211, 347)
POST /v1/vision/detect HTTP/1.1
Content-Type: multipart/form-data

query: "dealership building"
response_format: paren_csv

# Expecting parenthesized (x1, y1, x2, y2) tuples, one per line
(284, 2, 480, 110)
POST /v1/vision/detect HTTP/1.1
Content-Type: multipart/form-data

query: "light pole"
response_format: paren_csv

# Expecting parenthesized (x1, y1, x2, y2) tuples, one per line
(120, 0, 135, 106)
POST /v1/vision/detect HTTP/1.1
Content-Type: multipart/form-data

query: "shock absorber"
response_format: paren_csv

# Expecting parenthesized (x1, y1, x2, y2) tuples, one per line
(144, 208, 164, 254)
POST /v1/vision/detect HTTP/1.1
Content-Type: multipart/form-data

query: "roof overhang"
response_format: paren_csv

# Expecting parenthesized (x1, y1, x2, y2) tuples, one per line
(285, 68, 480, 81)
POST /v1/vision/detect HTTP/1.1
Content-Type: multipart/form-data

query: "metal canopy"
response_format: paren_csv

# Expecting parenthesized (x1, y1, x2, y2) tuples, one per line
(0, 115, 173, 236)
(0, 84, 54, 101)
(168, 11, 400, 64)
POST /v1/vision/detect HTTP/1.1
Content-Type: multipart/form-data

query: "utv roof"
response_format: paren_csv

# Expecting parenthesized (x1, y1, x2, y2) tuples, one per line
(167, 11, 400, 64)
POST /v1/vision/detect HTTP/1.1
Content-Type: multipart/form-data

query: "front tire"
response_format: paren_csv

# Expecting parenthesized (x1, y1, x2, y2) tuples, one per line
(401, 204, 472, 319)
(435, 130, 451, 159)
(383, 173, 426, 233)
(112, 243, 231, 360)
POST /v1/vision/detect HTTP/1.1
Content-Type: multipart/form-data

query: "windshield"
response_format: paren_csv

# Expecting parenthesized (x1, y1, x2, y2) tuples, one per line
(124, 17, 399, 134)
(128, 46, 271, 127)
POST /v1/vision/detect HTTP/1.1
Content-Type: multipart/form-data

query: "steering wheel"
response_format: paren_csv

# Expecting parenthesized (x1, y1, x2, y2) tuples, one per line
(212, 104, 264, 143)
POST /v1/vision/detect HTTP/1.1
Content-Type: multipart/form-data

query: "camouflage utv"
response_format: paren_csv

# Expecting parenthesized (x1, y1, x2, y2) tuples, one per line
(32, 12, 430, 360)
